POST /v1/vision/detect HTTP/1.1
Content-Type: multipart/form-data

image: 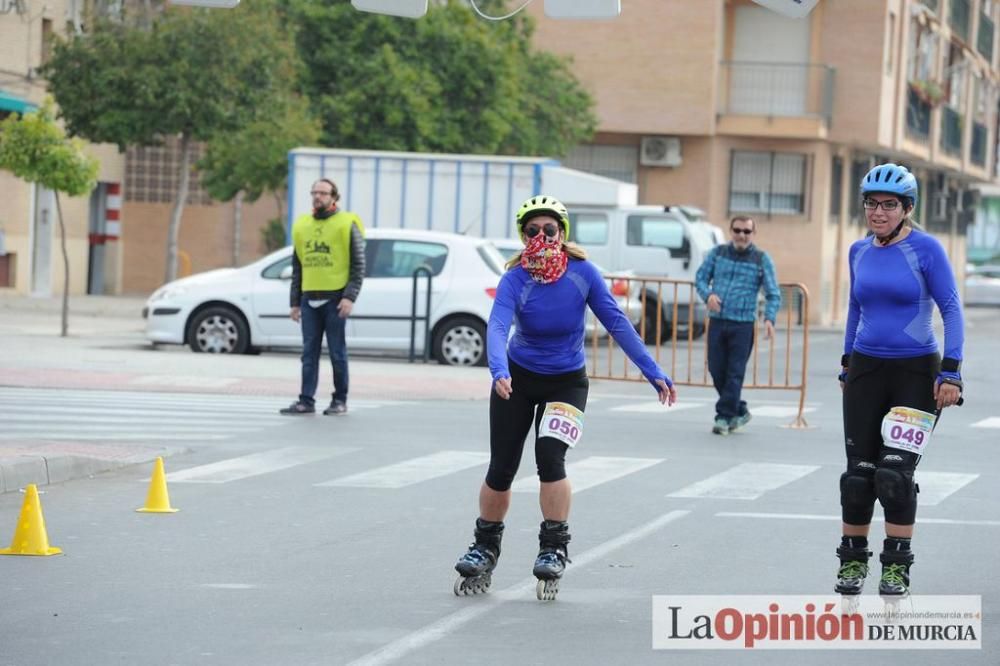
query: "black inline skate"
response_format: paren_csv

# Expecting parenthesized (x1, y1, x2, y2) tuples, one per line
(454, 518, 504, 596)
(533, 520, 571, 601)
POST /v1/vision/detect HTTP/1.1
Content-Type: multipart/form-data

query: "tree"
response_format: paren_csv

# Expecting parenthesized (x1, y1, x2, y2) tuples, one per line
(285, 0, 596, 156)
(0, 100, 99, 336)
(197, 97, 321, 264)
(42, 2, 300, 284)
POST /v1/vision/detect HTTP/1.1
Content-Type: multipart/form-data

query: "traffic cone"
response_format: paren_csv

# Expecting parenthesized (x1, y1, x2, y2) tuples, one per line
(136, 457, 178, 513)
(0, 484, 62, 556)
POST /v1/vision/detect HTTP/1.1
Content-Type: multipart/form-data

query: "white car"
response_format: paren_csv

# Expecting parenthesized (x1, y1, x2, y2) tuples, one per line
(144, 229, 506, 366)
(965, 264, 1000, 306)
(487, 237, 644, 337)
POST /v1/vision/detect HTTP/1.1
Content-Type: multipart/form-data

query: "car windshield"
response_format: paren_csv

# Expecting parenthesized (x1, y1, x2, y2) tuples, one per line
(477, 242, 507, 276)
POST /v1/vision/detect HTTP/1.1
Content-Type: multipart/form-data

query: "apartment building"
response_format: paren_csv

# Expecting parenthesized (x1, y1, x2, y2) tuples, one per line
(528, 0, 998, 324)
(0, 0, 126, 296)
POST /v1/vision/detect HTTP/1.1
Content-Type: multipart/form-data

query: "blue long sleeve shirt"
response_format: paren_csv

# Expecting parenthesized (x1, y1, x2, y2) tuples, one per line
(487, 260, 670, 390)
(844, 229, 964, 361)
(695, 243, 782, 323)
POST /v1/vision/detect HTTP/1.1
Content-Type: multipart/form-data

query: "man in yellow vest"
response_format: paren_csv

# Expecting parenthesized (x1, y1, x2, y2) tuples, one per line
(281, 178, 366, 415)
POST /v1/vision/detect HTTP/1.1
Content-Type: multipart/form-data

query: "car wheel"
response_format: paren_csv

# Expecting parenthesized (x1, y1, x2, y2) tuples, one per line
(187, 306, 250, 354)
(433, 316, 487, 367)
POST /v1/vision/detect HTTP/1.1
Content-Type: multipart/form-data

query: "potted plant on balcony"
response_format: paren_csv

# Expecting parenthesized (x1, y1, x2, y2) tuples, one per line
(910, 79, 946, 106)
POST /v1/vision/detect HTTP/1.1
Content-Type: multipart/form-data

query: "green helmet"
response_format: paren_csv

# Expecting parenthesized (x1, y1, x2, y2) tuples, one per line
(515, 195, 570, 240)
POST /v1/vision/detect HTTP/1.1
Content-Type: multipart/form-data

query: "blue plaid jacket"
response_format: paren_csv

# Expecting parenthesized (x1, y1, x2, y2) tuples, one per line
(695, 243, 781, 323)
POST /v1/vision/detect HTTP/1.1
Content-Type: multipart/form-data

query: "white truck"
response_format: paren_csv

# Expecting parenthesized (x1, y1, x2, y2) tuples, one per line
(287, 147, 720, 339)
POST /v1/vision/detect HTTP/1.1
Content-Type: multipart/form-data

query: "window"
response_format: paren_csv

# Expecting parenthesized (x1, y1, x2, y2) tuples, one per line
(41, 18, 53, 64)
(729, 151, 807, 215)
(365, 240, 448, 278)
(125, 136, 213, 205)
(562, 145, 639, 184)
(626, 216, 684, 249)
(261, 256, 292, 279)
(886, 13, 897, 75)
(568, 213, 609, 245)
(830, 156, 843, 217)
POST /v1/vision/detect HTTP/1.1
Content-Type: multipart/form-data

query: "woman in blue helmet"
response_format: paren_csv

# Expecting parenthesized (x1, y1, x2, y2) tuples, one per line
(452, 195, 677, 601)
(835, 163, 964, 597)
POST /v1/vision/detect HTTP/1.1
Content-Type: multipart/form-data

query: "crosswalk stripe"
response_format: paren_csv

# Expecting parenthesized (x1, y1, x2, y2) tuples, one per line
(511, 455, 662, 493)
(715, 512, 1000, 526)
(971, 417, 1000, 429)
(610, 402, 703, 413)
(0, 432, 230, 441)
(748, 406, 817, 418)
(316, 450, 490, 489)
(667, 462, 820, 500)
(0, 423, 257, 433)
(916, 471, 980, 506)
(0, 413, 280, 424)
(168, 446, 358, 483)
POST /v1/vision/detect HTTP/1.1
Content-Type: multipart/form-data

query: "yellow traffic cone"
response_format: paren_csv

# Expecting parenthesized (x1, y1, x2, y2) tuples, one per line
(0, 484, 62, 556)
(136, 457, 178, 513)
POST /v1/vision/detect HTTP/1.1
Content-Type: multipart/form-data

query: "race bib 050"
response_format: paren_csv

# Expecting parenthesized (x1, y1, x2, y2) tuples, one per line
(880, 406, 936, 455)
(539, 402, 584, 448)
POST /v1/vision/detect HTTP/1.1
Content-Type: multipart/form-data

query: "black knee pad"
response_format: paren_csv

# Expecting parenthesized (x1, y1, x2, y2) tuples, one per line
(840, 460, 877, 525)
(874, 454, 917, 524)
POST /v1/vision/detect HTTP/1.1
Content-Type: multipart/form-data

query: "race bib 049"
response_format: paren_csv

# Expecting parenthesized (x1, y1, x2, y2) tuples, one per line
(880, 406, 936, 455)
(539, 402, 584, 448)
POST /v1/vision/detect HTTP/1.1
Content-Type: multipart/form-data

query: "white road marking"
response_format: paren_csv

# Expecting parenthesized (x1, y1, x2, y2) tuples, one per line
(345, 510, 691, 666)
(748, 406, 817, 418)
(511, 456, 663, 493)
(667, 462, 820, 500)
(915, 471, 980, 506)
(168, 446, 357, 483)
(610, 401, 704, 413)
(317, 451, 490, 489)
(715, 512, 1000, 526)
(971, 417, 1000, 429)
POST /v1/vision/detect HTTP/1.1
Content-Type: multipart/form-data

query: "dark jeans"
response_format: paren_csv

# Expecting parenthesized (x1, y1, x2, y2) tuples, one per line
(707, 318, 755, 421)
(299, 298, 348, 406)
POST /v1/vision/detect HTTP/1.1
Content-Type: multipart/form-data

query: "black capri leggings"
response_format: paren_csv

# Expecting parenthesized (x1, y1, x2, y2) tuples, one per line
(485, 360, 589, 491)
(842, 352, 939, 526)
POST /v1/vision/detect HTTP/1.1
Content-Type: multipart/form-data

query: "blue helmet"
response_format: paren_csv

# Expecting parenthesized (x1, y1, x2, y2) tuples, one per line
(860, 163, 918, 209)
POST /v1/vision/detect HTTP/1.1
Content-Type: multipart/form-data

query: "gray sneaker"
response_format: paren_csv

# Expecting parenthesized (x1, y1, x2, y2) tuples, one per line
(729, 411, 752, 432)
(323, 400, 347, 416)
(712, 417, 730, 435)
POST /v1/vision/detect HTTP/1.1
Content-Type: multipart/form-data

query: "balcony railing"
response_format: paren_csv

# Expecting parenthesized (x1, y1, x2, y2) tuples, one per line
(940, 106, 963, 155)
(978, 13, 994, 62)
(719, 61, 835, 125)
(906, 86, 932, 139)
(950, 0, 971, 42)
(971, 121, 988, 166)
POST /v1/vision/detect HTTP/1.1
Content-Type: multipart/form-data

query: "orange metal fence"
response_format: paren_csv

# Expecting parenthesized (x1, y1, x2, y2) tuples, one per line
(587, 277, 811, 428)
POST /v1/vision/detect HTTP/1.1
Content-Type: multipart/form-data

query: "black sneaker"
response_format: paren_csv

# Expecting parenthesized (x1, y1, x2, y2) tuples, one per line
(323, 400, 347, 416)
(280, 400, 315, 415)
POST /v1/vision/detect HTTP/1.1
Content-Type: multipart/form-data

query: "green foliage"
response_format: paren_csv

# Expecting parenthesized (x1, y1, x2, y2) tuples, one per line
(285, 0, 595, 157)
(261, 217, 287, 253)
(198, 97, 322, 204)
(0, 99, 99, 196)
(42, 2, 300, 148)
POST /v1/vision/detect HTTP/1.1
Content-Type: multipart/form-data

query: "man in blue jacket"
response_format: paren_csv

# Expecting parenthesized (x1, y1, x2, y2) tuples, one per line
(695, 216, 781, 435)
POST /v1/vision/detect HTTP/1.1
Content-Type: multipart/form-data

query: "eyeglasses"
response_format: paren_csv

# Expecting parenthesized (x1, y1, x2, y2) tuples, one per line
(731, 228, 754, 235)
(310, 190, 334, 196)
(525, 223, 560, 239)
(863, 198, 901, 211)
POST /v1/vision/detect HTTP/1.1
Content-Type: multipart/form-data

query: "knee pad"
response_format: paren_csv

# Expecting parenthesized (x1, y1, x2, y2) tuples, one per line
(840, 461, 876, 524)
(874, 454, 917, 521)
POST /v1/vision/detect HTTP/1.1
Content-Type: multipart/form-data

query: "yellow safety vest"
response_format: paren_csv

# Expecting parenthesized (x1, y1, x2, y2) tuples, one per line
(291, 210, 365, 292)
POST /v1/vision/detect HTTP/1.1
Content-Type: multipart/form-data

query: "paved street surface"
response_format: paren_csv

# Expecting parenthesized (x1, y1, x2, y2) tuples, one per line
(0, 295, 998, 664)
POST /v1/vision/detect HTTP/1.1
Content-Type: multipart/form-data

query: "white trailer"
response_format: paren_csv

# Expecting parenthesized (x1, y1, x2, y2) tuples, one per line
(286, 147, 637, 238)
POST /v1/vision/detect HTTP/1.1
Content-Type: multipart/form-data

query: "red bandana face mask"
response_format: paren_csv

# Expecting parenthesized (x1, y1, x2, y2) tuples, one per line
(520, 232, 567, 284)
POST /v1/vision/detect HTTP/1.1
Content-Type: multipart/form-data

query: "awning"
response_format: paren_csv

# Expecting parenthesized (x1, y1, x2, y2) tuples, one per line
(0, 90, 38, 115)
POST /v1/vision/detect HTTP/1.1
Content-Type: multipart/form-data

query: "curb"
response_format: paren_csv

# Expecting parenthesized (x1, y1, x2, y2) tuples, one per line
(0, 446, 189, 495)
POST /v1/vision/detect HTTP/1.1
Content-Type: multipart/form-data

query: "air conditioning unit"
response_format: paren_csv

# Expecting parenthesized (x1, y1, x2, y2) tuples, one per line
(640, 136, 682, 167)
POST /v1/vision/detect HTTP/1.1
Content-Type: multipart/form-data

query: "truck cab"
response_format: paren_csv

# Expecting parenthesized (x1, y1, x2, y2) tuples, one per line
(567, 205, 723, 341)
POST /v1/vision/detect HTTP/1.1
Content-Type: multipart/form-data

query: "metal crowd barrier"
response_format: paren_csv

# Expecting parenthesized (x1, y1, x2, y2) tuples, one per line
(586, 277, 811, 429)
